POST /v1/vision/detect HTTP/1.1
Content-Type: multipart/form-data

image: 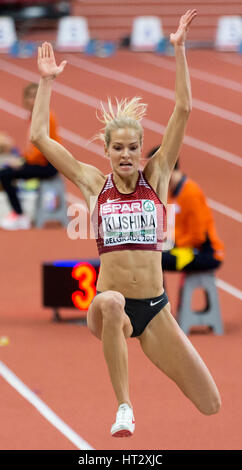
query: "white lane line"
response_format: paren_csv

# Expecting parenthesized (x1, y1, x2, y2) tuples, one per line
(141, 54, 242, 93)
(0, 97, 28, 119)
(215, 279, 242, 301)
(219, 54, 242, 67)
(0, 97, 106, 160)
(183, 135, 242, 168)
(66, 54, 242, 126)
(59, 127, 107, 159)
(142, 118, 242, 167)
(0, 361, 94, 450)
(0, 59, 241, 168)
(0, 95, 241, 223)
(0, 58, 99, 107)
(207, 198, 242, 223)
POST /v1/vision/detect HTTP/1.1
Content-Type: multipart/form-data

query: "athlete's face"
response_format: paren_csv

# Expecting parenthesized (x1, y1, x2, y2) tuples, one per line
(106, 127, 142, 177)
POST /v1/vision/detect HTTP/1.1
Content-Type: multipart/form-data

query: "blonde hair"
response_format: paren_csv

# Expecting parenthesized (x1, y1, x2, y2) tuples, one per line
(95, 97, 147, 147)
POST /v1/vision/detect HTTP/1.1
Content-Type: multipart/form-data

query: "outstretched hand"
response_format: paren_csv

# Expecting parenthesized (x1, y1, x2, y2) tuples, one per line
(38, 42, 67, 79)
(170, 9, 197, 46)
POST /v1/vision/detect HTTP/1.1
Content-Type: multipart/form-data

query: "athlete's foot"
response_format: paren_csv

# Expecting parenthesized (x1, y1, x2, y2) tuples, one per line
(111, 403, 135, 437)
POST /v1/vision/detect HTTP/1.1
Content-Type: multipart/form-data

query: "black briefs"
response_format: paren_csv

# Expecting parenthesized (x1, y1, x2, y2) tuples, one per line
(96, 290, 169, 337)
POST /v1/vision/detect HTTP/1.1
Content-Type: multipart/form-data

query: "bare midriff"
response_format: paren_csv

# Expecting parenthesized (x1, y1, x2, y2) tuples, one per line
(96, 250, 164, 299)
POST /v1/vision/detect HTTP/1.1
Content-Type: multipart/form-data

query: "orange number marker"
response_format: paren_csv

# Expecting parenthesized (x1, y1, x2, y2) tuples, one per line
(71, 262, 97, 310)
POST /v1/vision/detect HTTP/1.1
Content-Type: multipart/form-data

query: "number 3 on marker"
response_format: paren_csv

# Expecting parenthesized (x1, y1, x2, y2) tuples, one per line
(71, 262, 97, 310)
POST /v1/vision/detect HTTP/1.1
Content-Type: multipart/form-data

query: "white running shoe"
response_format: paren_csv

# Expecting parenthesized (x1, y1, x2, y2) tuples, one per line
(111, 403, 135, 437)
(0, 212, 31, 230)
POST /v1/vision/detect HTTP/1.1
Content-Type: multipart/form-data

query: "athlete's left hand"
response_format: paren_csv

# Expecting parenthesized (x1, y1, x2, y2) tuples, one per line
(38, 42, 67, 79)
(170, 9, 197, 46)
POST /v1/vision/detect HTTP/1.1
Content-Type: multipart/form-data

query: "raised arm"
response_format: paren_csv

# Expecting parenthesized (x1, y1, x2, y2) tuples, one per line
(144, 10, 197, 191)
(30, 42, 105, 204)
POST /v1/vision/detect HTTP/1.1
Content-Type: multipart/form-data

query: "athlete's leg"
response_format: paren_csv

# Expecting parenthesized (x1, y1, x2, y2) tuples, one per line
(138, 303, 221, 415)
(87, 291, 133, 408)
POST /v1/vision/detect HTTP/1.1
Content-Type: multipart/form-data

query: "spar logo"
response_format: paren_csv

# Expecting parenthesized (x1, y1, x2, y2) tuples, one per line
(143, 200, 155, 212)
(101, 200, 142, 215)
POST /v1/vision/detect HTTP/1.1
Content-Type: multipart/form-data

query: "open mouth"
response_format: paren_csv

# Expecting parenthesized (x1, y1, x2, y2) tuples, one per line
(119, 163, 132, 167)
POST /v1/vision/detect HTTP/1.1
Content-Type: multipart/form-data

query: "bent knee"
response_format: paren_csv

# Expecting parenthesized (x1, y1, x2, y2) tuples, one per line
(99, 291, 125, 324)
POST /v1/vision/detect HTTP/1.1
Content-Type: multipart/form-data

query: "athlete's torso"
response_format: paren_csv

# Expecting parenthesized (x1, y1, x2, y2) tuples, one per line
(92, 171, 167, 298)
(93, 170, 166, 255)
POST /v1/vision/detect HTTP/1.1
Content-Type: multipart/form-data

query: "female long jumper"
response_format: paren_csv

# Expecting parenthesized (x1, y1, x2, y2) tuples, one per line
(31, 10, 221, 437)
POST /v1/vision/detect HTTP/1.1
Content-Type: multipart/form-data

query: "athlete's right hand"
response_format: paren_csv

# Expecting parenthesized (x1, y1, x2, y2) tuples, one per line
(38, 42, 67, 79)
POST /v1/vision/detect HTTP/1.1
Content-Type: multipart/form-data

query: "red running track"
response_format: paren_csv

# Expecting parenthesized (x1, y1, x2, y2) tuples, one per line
(0, 45, 241, 450)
